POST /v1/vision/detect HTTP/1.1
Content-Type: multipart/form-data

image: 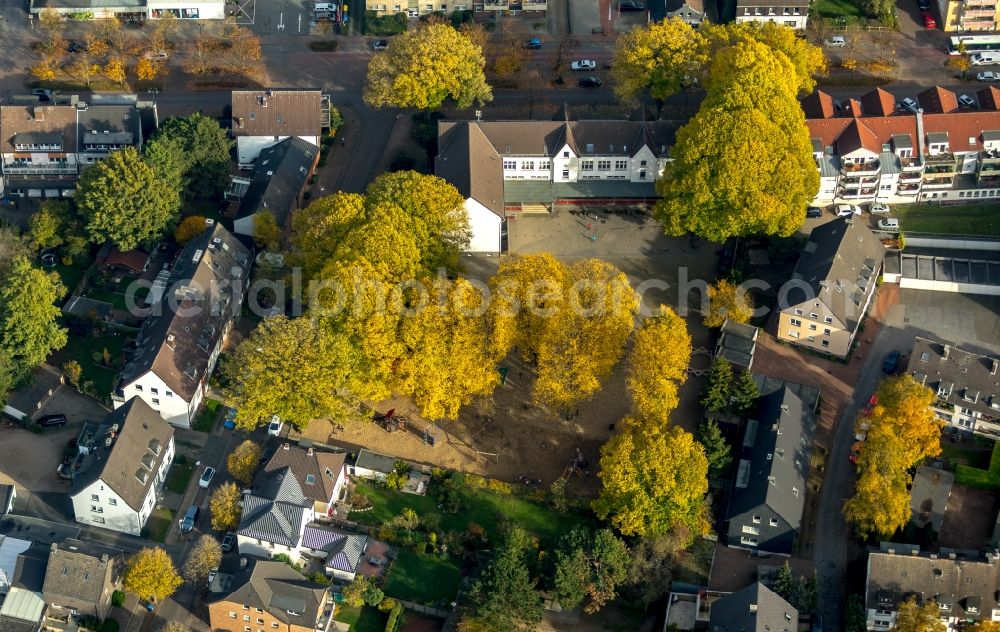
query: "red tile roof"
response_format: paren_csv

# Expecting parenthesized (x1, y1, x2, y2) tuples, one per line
(801, 91, 835, 119)
(836, 119, 882, 155)
(860, 88, 896, 117)
(978, 86, 1000, 110)
(918, 86, 958, 114)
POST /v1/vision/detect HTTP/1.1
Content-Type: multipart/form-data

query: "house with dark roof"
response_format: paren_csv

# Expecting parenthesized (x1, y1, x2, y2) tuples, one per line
(231, 137, 319, 240)
(709, 582, 798, 632)
(237, 464, 314, 563)
(776, 216, 884, 358)
(715, 319, 759, 370)
(262, 444, 348, 518)
(657, 0, 706, 25)
(805, 85, 1000, 204)
(435, 114, 676, 252)
(207, 558, 333, 632)
(42, 540, 121, 621)
(726, 386, 815, 556)
(1, 365, 63, 423)
(906, 337, 1000, 438)
(352, 449, 398, 481)
(66, 398, 174, 535)
(0, 544, 49, 632)
(734, 0, 809, 29)
(231, 90, 328, 168)
(865, 546, 1000, 630)
(300, 524, 368, 581)
(112, 222, 252, 427)
(77, 102, 143, 165)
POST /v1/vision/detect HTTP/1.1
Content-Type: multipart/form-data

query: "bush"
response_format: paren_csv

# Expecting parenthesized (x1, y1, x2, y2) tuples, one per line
(379, 598, 398, 612)
(111, 590, 126, 607)
(98, 620, 119, 632)
(451, 9, 473, 26)
(389, 152, 417, 172)
(328, 106, 344, 136)
(308, 571, 331, 585)
(309, 40, 339, 51)
(364, 11, 407, 35)
(384, 603, 404, 632)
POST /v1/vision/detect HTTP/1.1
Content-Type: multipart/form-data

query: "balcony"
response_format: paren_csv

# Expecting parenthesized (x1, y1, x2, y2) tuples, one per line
(980, 149, 1000, 164)
(839, 187, 877, 199)
(899, 156, 923, 171)
(897, 184, 920, 195)
(925, 164, 956, 176)
(899, 170, 923, 183)
(962, 8, 995, 17)
(961, 19, 996, 28)
(3, 165, 75, 175)
(841, 159, 881, 176)
(922, 177, 954, 189)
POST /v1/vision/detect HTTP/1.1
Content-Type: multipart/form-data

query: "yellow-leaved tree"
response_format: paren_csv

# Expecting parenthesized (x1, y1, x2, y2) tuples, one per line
(704, 279, 753, 328)
(626, 306, 691, 421)
(123, 547, 182, 602)
(611, 17, 708, 102)
(489, 254, 639, 413)
(843, 375, 942, 538)
(593, 418, 710, 539)
(290, 192, 367, 281)
(364, 22, 492, 110)
(226, 439, 262, 485)
(892, 596, 946, 632)
(209, 482, 242, 531)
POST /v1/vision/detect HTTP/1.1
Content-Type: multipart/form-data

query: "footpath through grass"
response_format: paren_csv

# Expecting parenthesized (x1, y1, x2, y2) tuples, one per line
(895, 203, 1000, 236)
(383, 548, 460, 603)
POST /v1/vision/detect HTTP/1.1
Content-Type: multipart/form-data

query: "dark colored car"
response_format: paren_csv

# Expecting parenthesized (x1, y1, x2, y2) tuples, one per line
(221, 532, 236, 552)
(578, 76, 603, 88)
(180, 505, 199, 533)
(619, 0, 646, 9)
(523, 37, 542, 49)
(37, 414, 67, 427)
(806, 206, 823, 218)
(882, 350, 901, 374)
(372, 39, 388, 51)
(223, 407, 237, 429)
(918, 0, 931, 9)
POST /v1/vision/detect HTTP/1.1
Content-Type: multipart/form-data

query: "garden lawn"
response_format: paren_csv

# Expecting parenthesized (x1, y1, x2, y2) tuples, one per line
(348, 481, 589, 546)
(940, 442, 992, 469)
(812, 0, 865, 17)
(59, 332, 129, 398)
(165, 458, 195, 494)
(193, 398, 222, 432)
(383, 548, 460, 604)
(955, 440, 1000, 490)
(894, 203, 1000, 236)
(144, 507, 174, 542)
(333, 606, 385, 632)
(55, 262, 89, 296)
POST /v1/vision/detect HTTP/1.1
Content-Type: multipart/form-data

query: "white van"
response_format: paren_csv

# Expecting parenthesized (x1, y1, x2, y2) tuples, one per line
(878, 218, 900, 231)
(972, 53, 1000, 65)
(314, 2, 336, 12)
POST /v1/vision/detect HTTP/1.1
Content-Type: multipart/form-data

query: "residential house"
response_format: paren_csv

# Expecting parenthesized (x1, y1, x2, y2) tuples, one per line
(804, 86, 1000, 205)
(939, 0, 999, 31)
(112, 223, 252, 427)
(0, 545, 49, 632)
(351, 449, 398, 481)
(28, 0, 222, 19)
(659, 0, 706, 25)
(0, 536, 32, 594)
(261, 444, 348, 519)
(365, 0, 474, 16)
(709, 582, 798, 632)
(734, 0, 808, 28)
(906, 337, 1000, 438)
(146, 0, 224, 19)
(231, 137, 319, 240)
(207, 558, 333, 632)
(42, 540, 121, 621)
(865, 545, 1000, 630)
(726, 386, 815, 556)
(300, 524, 368, 581)
(95, 243, 151, 276)
(435, 114, 676, 252)
(231, 90, 327, 168)
(776, 216, 884, 358)
(479, 0, 547, 16)
(0, 95, 153, 197)
(1, 366, 63, 423)
(66, 398, 174, 536)
(909, 465, 954, 532)
(0, 485, 16, 518)
(236, 466, 314, 562)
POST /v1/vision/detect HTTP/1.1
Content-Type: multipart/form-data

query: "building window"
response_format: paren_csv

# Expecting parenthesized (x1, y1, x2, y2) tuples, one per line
(243, 615, 250, 621)
(538, 160, 550, 170)
(521, 160, 534, 171)
(152, 398, 160, 405)
(824, 316, 833, 324)
(165, 391, 173, 397)
(243, 605, 249, 610)
(740, 536, 758, 546)
(788, 331, 800, 339)
(305, 474, 315, 484)
(91, 494, 99, 501)
(244, 628, 250, 632)
(503, 160, 516, 170)
(229, 613, 236, 619)
(752, 515, 761, 523)
(821, 340, 830, 347)
(135, 385, 143, 391)
(614, 160, 628, 170)
(794, 309, 802, 315)
(792, 487, 799, 497)
(823, 328, 831, 336)
(92, 517, 105, 524)
(789, 318, 801, 326)
(563, 151, 569, 157)
(810, 312, 818, 319)
(108, 498, 117, 506)
(770, 518, 779, 526)
(91, 505, 103, 513)
(256, 619, 264, 624)
(742, 525, 760, 535)
(151, 388, 158, 395)
(597, 159, 611, 170)
(809, 324, 817, 331)
(562, 169, 569, 179)
(271, 624, 278, 629)
(581, 160, 594, 171)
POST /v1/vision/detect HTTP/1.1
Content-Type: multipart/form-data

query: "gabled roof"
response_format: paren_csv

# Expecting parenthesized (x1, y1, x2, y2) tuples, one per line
(665, 0, 705, 16)
(70, 398, 173, 511)
(861, 88, 897, 117)
(116, 224, 252, 402)
(435, 121, 504, 218)
(918, 86, 959, 114)
(0, 536, 31, 592)
(906, 337, 1000, 420)
(42, 540, 120, 607)
(727, 387, 814, 530)
(232, 90, 322, 138)
(355, 449, 397, 475)
(785, 217, 884, 333)
(5, 365, 62, 417)
(262, 444, 346, 504)
(836, 119, 881, 155)
(0, 104, 77, 154)
(96, 244, 150, 274)
(239, 468, 310, 547)
(866, 549, 1000, 621)
(710, 582, 798, 632)
(78, 104, 142, 149)
(301, 524, 367, 573)
(210, 559, 327, 626)
(801, 91, 836, 119)
(236, 137, 317, 228)
(978, 86, 1000, 110)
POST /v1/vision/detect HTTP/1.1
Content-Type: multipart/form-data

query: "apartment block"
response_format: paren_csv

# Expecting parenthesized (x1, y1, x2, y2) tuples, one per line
(940, 0, 999, 32)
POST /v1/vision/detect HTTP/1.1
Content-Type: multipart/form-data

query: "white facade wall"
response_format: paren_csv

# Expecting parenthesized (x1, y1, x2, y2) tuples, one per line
(115, 372, 192, 428)
(147, 0, 225, 19)
(464, 198, 503, 253)
(734, 10, 808, 29)
(236, 135, 319, 167)
(236, 513, 311, 563)
(1, 151, 77, 174)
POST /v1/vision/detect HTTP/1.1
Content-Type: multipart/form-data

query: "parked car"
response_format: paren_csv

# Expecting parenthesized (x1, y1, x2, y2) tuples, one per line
(267, 415, 284, 436)
(897, 97, 918, 113)
(179, 505, 199, 533)
(979, 71, 1000, 82)
(570, 59, 597, 71)
(921, 11, 937, 28)
(806, 206, 823, 219)
(863, 394, 878, 416)
(870, 202, 890, 215)
(67, 41, 85, 52)
(959, 94, 977, 108)
(221, 532, 236, 552)
(207, 568, 218, 587)
(371, 39, 388, 51)
(37, 413, 67, 428)
(578, 76, 603, 88)
(368, 556, 385, 567)
(824, 36, 846, 47)
(619, 0, 646, 9)
(918, 0, 931, 9)
(878, 217, 900, 230)
(882, 350, 901, 374)
(223, 407, 237, 430)
(199, 466, 216, 489)
(142, 50, 169, 60)
(836, 204, 862, 217)
(31, 89, 52, 101)
(523, 37, 542, 50)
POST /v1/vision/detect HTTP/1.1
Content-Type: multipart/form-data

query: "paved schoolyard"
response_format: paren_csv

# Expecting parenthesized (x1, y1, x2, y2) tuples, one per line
(883, 289, 1000, 356)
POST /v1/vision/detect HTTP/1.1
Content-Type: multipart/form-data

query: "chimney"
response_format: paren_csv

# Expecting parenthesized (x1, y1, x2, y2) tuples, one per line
(749, 603, 758, 614)
(282, 443, 290, 450)
(32, 107, 44, 121)
(943, 344, 951, 359)
(307, 447, 314, 456)
(991, 359, 998, 375)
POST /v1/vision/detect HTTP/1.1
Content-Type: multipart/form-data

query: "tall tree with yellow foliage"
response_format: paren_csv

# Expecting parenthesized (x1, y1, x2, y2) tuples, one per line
(593, 418, 710, 539)
(626, 306, 691, 421)
(123, 548, 182, 602)
(704, 279, 753, 328)
(892, 596, 946, 632)
(611, 17, 708, 102)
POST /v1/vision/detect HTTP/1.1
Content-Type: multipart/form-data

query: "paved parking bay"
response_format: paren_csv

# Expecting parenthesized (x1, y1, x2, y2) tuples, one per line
(885, 289, 1000, 355)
